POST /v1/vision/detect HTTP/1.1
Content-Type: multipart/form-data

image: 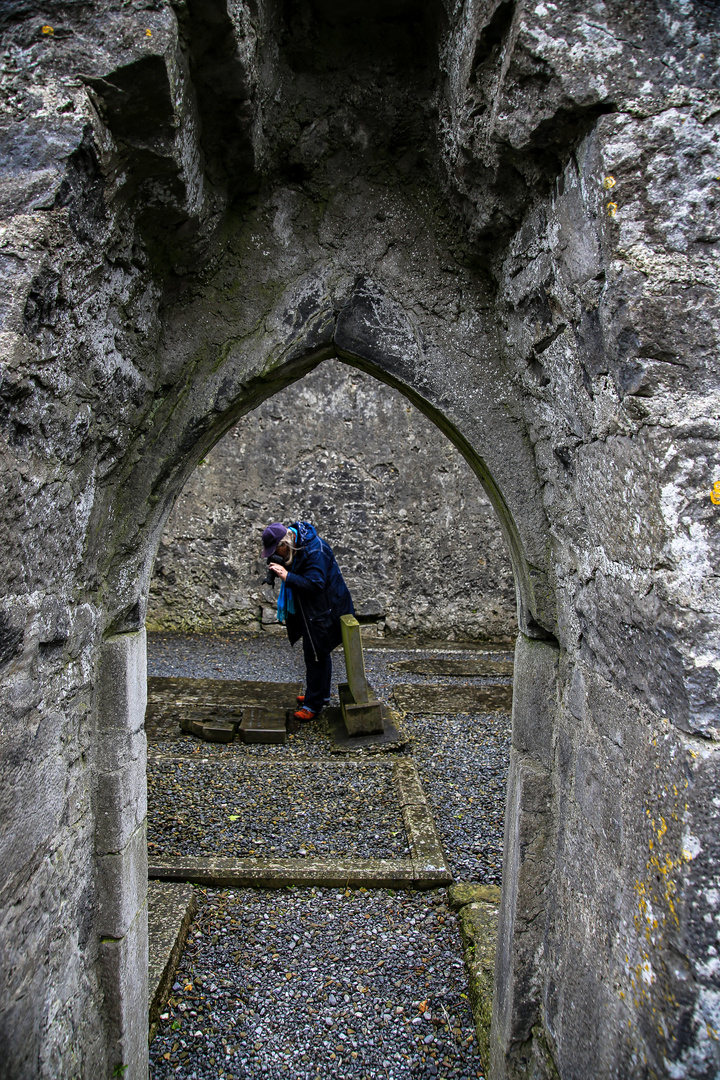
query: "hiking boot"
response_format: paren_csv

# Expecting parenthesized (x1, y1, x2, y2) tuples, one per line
(293, 707, 316, 722)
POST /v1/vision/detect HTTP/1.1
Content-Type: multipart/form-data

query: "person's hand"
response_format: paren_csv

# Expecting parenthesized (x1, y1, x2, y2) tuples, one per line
(271, 563, 288, 581)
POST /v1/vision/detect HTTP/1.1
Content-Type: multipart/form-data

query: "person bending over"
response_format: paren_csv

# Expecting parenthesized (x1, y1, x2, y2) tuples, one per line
(261, 520, 354, 722)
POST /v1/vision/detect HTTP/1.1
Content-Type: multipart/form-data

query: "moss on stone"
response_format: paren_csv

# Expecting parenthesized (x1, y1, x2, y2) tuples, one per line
(447, 882, 502, 911)
(456, 900, 499, 1073)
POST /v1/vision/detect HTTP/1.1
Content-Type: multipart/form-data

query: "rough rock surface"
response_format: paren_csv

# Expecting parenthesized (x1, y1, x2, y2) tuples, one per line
(458, 898, 501, 1073)
(1, 2, 719, 1079)
(147, 359, 517, 640)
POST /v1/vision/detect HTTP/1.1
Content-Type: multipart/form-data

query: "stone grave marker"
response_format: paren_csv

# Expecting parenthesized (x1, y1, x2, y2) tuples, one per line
(339, 615, 384, 735)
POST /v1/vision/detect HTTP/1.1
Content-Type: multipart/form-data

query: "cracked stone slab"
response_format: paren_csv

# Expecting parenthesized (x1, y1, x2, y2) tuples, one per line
(391, 683, 512, 714)
(147, 676, 301, 708)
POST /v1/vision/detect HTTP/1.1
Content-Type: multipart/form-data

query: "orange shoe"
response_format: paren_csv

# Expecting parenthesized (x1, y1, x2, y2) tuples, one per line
(296, 694, 305, 704)
(293, 707, 316, 722)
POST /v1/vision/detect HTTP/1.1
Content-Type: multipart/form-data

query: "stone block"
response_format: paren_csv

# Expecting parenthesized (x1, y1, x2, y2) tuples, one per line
(95, 726, 147, 775)
(490, 750, 553, 1078)
(200, 722, 236, 743)
(448, 882, 502, 910)
(99, 902, 148, 1080)
(511, 634, 559, 770)
(95, 755, 148, 856)
(96, 630, 147, 736)
(96, 821, 148, 940)
(240, 707, 287, 744)
(458, 900, 500, 1074)
(329, 706, 408, 750)
(339, 682, 384, 735)
(148, 881, 197, 1035)
(353, 598, 385, 619)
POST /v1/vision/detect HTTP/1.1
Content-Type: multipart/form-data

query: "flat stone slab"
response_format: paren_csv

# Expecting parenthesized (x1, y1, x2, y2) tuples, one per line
(148, 855, 419, 889)
(391, 683, 512, 714)
(148, 880, 197, 1038)
(328, 706, 408, 752)
(389, 657, 514, 677)
(147, 676, 301, 708)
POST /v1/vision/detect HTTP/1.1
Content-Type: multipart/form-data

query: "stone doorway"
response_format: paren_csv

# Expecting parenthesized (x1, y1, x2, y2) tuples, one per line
(94, 287, 558, 1076)
(139, 352, 526, 1077)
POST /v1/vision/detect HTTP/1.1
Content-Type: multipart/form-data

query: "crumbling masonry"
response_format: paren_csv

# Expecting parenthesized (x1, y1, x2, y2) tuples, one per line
(1, 1, 719, 1077)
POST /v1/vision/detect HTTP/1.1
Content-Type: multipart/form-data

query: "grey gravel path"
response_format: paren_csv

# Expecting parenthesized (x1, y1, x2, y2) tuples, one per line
(149, 887, 484, 1080)
(147, 632, 511, 1079)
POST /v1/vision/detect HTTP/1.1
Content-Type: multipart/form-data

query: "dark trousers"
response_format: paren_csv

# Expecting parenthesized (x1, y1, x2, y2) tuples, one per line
(302, 633, 332, 713)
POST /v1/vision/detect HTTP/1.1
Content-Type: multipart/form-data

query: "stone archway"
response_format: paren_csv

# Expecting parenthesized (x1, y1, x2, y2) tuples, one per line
(4, 3, 718, 1077)
(95, 272, 558, 1077)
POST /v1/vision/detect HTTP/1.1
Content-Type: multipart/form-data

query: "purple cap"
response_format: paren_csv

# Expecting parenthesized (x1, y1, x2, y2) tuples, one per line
(261, 522, 287, 558)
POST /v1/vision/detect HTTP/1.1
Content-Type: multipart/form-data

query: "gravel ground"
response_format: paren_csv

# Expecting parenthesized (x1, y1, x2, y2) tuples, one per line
(148, 758, 407, 860)
(147, 632, 513, 694)
(149, 886, 484, 1080)
(410, 713, 510, 885)
(147, 632, 511, 1079)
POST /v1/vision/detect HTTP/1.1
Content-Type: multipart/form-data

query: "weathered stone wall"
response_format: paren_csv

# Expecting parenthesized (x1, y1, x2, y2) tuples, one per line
(1, 2, 719, 1078)
(147, 359, 517, 640)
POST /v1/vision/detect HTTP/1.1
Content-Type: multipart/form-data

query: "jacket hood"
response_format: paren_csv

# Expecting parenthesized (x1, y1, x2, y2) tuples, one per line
(292, 520, 319, 548)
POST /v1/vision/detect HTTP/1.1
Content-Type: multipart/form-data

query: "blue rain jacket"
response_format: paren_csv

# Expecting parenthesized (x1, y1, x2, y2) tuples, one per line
(283, 521, 354, 656)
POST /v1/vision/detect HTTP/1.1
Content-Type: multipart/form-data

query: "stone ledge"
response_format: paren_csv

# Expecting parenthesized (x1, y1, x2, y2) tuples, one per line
(148, 881, 197, 1042)
(451, 886, 501, 1074)
(149, 855, 418, 889)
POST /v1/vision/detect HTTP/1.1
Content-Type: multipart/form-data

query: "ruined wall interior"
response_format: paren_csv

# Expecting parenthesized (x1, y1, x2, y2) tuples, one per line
(1, 1, 719, 1079)
(147, 358, 517, 640)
